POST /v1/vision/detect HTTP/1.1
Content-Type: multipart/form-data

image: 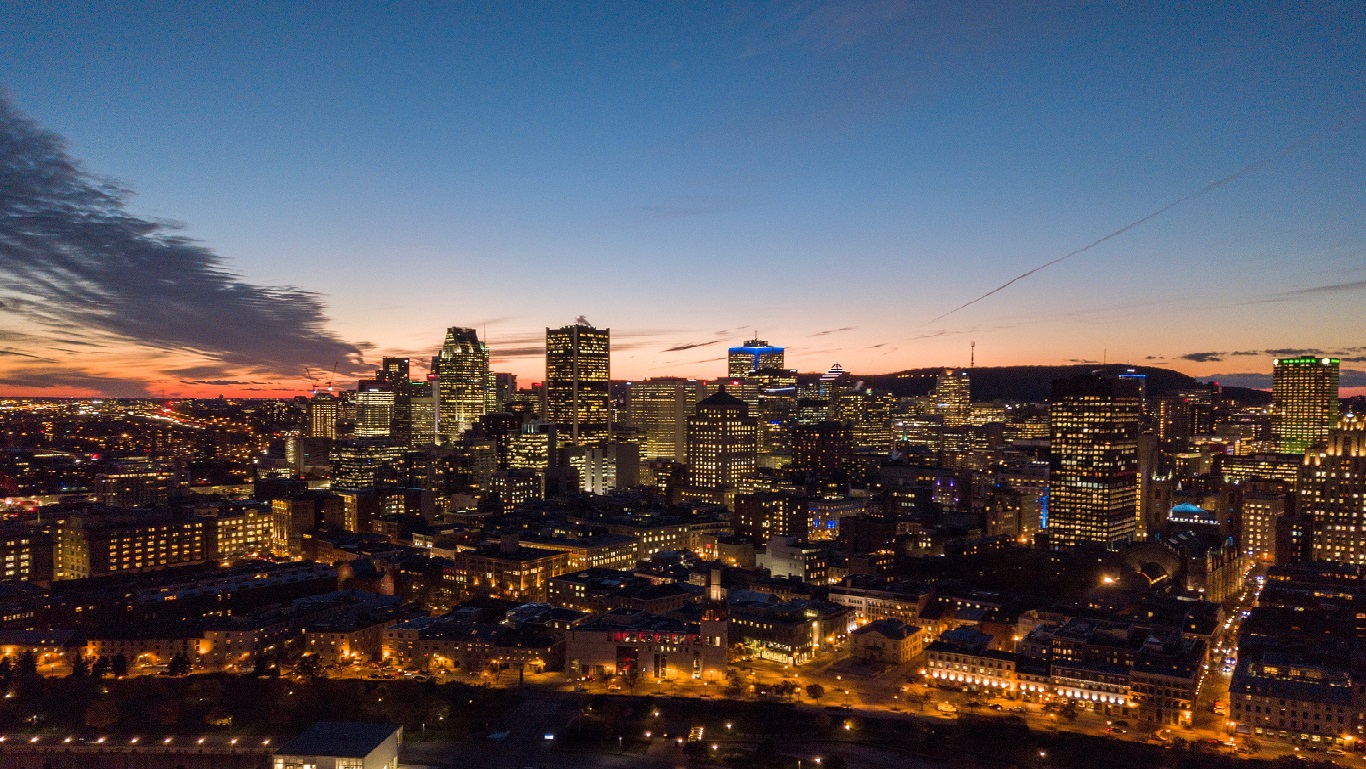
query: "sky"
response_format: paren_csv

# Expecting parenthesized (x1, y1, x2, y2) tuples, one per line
(0, 1, 1364, 398)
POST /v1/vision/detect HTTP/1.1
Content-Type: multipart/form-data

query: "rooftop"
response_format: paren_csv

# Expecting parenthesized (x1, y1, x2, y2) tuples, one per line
(277, 722, 400, 758)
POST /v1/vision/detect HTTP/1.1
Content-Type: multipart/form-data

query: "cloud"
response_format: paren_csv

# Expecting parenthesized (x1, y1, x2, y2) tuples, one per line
(0, 348, 53, 362)
(0, 94, 367, 380)
(180, 379, 265, 386)
(812, 327, 855, 337)
(662, 341, 720, 353)
(1203, 369, 1366, 389)
(1276, 280, 1366, 298)
(0, 368, 152, 397)
(1179, 347, 1366, 364)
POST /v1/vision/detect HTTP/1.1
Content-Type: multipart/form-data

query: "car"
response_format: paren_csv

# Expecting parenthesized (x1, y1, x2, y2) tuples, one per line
(988, 703, 1004, 711)
(1010, 706, 1027, 714)
(607, 683, 622, 691)
(1326, 748, 1346, 756)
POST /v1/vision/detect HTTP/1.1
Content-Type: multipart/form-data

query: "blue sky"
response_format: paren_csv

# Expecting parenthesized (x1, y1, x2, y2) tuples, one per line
(0, 1, 1363, 395)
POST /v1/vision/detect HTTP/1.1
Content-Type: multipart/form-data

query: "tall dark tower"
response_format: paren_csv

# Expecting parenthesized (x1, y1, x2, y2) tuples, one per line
(1048, 374, 1143, 549)
(545, 321, 611, 446)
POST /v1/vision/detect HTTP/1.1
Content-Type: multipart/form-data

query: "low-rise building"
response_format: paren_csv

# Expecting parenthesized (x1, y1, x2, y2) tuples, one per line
(850, 618, 923, 665)
(565, 607, 729, 681)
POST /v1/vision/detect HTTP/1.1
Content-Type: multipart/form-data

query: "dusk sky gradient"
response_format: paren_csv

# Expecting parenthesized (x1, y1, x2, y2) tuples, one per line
(0, 1, 1363, 397)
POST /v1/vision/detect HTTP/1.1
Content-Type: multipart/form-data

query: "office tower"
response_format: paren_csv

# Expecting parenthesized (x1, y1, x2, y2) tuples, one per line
(508, 421, 557, 471)
(354, 384, 394, 438)
(728, 338, 784, 378)
(434, 327, 490, 442)
(792, 421, 852, 475)
(405, 391, 437, 447)
(1300, 416, 1366, 564)
(934, 368, 971, 428)
(628, 377, 702, 462)
(734, 491, 809, 544)
(379, 357, 410, 387)
(685, 387, 757, 491)
(545, 322, 610, 446)
(309, 393, 339, 439)
(492, 372, 518, 412)
(565, 442, 640, 495)
(1157, 386, 1216, 443)
(1273, 356, 1340, 454)
(331, 439, 406, 490)
(1048, 375, 1143, 549)
(1239, 489, 1286, 562)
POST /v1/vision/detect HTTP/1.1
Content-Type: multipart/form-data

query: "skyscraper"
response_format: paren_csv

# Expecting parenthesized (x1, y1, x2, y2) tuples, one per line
(685, 387, 757, 492)
(545, 321, 610, 446)
(1273, 356, 1340, 454)
(434, 327, 490, 442)
(934, 368, 971, 428)
(1300, 416, 1366, 564)
(628, 377, 702, 462)
(354, 382, 394, 438)
(1048, 375, 1143, 549)
(727, 338, 784, 378)
(379, 357, 410, 387)
(308, 393, 338, 439)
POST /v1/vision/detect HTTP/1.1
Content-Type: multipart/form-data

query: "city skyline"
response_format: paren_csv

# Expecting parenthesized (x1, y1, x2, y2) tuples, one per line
(1, 2, 1364, 397)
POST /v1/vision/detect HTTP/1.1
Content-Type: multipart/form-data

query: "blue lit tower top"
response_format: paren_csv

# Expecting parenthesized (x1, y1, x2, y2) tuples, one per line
(727, 338, 784, 378)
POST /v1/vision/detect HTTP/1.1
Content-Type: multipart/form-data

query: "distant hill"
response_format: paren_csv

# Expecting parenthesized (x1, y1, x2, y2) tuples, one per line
(798, 364, 1273, 405)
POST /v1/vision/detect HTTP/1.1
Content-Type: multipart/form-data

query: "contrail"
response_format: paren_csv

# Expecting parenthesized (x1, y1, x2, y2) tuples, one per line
(925, 118, 1363, 326)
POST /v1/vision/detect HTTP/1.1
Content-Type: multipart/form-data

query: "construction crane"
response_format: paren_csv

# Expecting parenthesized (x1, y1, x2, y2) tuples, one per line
(303, 366, 319, 395)
(325, 362, 339, 392)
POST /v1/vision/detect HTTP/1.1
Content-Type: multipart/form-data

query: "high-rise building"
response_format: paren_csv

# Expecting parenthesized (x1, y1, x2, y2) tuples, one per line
(309, 393, 339, 439)
(1048, 375, 1143, 550)
(354, 385, 394, 438)
(791, 421, 852, 475)
(628, 378, 702, 462)
(1273, 357, 1340, 454)
(379, 357, 410, 386)
(685, 387, 757, 492)
(1300, 416, 1366, 564)
(934, 368, 971, 428)
(728, 338, 784, 378)
(545, 322, 610, 446)
(434, 327, 490, 442)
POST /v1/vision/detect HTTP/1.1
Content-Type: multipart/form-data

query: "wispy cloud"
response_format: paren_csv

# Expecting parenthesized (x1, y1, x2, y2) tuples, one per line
(662, 340, 720, 353)
(0, 94, 367, 386)
(812, 327, 855, 337)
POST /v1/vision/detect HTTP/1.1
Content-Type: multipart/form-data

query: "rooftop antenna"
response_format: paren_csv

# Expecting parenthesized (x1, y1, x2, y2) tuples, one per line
(970, 341, 975, 368)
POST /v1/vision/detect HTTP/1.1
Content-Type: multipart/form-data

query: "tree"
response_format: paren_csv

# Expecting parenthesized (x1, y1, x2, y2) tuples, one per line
(806, 683, 825, 701)
(111, 653, 129, 678)
(296, 653, 321, 679)
(92, 656, 112, 679)
(69, 655, 89, 679)
(1060, 701, 1079, 722)
(16, 650, 37, 682)
(0, 656, 11, 688)
(167, 653, 191, 677)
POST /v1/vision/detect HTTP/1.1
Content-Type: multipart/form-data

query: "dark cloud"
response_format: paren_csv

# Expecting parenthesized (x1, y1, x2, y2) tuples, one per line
(1180, 347, 1365, 364)
(662, 341, 720, 353)
(181, 379, 266, 386)
(1204, 369, 1366, 389)
(0, 348, 52, 362)
(812, 327, 855, 337)
(0, 94, 367, 378)
(0, 368, 151, 397)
